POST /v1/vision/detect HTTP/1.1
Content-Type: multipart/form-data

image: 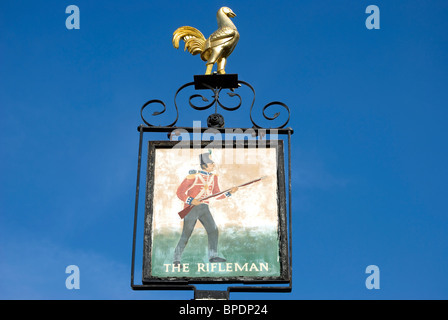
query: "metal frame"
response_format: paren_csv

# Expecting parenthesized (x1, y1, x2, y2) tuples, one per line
(142, 140, 289, 284)
(131, 75, 293, 299)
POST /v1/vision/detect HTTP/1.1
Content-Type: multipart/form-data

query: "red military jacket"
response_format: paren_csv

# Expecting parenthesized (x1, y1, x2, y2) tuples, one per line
(176, 170, 231, 208)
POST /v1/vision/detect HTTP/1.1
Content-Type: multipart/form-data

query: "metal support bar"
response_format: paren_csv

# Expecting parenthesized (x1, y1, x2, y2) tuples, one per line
(130, 126, 144, 289)
(137, 125, 294, 135)
(194, 290, 229, 300)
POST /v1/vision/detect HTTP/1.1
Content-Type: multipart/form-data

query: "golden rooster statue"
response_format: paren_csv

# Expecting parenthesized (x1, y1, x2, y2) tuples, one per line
(173, 7, 240, 75)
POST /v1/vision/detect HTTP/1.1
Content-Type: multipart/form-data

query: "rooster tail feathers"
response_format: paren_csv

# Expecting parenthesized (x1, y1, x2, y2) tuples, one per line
(172, 26, 206, 56)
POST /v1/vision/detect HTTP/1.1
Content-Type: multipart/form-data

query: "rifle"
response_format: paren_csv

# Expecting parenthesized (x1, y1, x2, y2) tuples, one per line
(178, 176, 267, 219)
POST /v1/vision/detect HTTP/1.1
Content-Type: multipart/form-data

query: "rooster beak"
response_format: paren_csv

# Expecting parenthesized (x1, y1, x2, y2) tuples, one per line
(228, 11, 236, 18)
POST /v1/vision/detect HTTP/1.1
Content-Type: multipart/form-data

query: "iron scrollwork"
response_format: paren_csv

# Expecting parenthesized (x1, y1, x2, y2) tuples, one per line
(140, 77, 290, 129)
(238, 80, 291, 129)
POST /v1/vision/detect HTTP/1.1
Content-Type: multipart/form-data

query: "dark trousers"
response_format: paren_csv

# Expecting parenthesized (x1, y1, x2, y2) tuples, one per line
(173, 204, 219, 262)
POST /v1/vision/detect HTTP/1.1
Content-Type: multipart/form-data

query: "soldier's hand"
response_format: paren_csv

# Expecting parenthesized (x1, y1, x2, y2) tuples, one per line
(191, 199, 202, 206)
(230, 187, 238, 194)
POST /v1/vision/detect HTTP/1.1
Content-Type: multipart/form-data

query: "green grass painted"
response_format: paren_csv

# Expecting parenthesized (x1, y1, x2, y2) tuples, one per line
(150, 227, 281, 278)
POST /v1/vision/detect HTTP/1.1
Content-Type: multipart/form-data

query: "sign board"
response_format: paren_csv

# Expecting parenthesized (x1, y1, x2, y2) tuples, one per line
(142, 141, 289, 283)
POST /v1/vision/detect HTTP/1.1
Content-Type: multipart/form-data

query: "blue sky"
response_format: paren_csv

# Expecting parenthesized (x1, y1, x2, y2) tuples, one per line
(1, 0, 448, 299)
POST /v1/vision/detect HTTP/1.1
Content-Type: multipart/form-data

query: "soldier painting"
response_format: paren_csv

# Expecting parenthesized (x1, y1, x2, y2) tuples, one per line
(173, 152, 238, 266)
(143, 142, 288, 282)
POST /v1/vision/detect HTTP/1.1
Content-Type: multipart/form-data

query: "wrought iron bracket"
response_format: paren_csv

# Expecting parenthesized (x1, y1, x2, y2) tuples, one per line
(140, 74, 291, 130)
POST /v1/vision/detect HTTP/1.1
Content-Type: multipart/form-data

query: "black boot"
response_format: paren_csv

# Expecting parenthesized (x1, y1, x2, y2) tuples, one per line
(209, 257, 226, 263)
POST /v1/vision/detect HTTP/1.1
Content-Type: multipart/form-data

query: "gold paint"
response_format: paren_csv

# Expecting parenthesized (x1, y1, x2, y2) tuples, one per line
(173, 7, 240, 75)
